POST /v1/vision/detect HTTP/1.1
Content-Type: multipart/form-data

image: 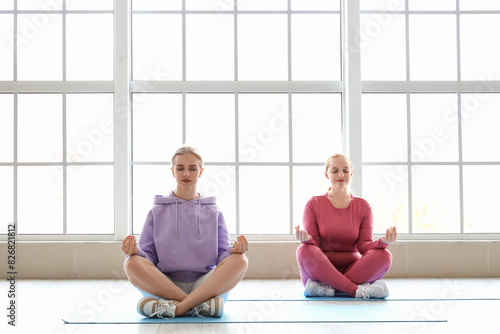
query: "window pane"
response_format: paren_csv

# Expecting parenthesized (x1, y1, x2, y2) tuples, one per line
(18, 166, 63, 234)
(67, 94, 114, 163)
(462, 93, 500, 162)
(186, 14, 234, 80)
(408, 0, 456, 10)
(239, 94, 289, 163)
(360, 14, 406, 80)
(66, 0, 113, 10)
(18, 94, 62, 162)
(0, 167, 13, 233)
(412, 166, 460, 233)
(18, 0, 58, 9)
(238, 15, 287, 80)
(239, 166, 289, 234)
(188, 0, 287, 10)
(460, 0, 500, 10)
(17, 14, 62, 80)
(0, 94, 14, 162)
(186, 94, 235, 162)
(293, 166, 330, 229)
(409, 15, 457, 80)
(362, 94, 407, 162)
(67, 166, 114, 234)
(132, 165, 173, 235)
(198, 165, 236, 234)
(361, 0, 405, 10)
(132, 14, 182, 81)
(463, 165, 500, 233)
(132, 94, 183, 162)
(292, 94, 342, 162)
(238, 0, 287, 10)
(410, 94, 458, 162)
(0, 1, 12, 10)
(132, 0, 181, 10)
(363, 165, 409, 234)
(0, 15, 13, 80)
(66, 14, 113, 80)
(292, 0, 340, 10)
(291, 14, 340, 80)
(460, 15, 500, 80)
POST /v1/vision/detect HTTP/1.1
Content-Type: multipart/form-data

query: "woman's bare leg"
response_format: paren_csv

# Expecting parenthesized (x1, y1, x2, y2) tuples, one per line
(174, 254, 248, 316)
(124, 255, 187, 302)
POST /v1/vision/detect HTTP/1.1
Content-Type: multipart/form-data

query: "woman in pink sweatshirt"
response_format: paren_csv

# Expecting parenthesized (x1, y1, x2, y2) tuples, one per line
(295, 153, 397, 299)
(121, 146, 248, 318)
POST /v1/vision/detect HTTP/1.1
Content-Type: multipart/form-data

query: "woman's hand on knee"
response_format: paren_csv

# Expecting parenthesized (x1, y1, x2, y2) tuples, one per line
(295, 225, 311, 242)
(382, 226, 397, 245)
(232, 235, 248, 254)
(121, 235, 139, 256)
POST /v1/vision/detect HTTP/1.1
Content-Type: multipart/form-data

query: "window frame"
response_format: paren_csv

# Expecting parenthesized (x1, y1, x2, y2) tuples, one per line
(359, 1, 500, 240)
(2, 0, 500, 241)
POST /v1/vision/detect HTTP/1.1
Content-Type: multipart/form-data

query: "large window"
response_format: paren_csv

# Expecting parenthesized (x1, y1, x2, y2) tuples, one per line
(1, 1, 115, 240)
(130, 1, 343, 235)
(360, 0, 500, 237)
(1, 0, 499, 241)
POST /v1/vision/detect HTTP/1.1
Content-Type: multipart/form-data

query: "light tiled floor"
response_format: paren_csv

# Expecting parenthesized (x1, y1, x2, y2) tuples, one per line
(1, 278, 499, 334)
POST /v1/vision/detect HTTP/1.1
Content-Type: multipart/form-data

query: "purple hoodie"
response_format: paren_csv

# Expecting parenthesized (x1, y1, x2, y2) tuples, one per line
(136, 191, 233, 282)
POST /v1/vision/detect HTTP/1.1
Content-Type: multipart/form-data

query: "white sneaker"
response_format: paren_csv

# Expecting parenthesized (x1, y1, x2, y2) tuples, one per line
(137, 296, 177, 318)
(304, 278, 336, 297)
(355, 280, 389, 299)
(189, 297, 224, 318)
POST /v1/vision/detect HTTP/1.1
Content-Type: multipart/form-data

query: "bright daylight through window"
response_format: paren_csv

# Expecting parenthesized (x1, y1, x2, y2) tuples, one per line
(1, 0, 499, 241)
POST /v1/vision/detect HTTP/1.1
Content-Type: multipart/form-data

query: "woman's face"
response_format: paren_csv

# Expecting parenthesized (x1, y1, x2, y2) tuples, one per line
(171, 153, 203, 187)
(325, 156, 352, 189)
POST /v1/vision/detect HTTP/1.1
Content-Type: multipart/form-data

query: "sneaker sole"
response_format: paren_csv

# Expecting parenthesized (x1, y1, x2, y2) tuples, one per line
(372, 281, 389, 298)
(211, 297, 224, 317)
(137, 296, 158, 317)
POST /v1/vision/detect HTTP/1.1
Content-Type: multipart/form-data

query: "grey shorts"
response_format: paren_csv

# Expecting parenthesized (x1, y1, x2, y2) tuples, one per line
(136, 267, 230, 301)
(170, 268, 216, 295)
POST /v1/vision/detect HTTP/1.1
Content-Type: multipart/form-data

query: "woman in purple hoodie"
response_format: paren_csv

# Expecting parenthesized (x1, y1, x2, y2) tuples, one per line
(121, 146, 248, 319)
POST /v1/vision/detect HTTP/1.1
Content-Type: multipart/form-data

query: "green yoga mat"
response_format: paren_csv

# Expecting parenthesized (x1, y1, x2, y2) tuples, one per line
(62, 300, 447, 324)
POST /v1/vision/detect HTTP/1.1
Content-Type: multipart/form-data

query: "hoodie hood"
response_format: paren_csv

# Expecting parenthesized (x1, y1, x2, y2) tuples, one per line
(153, 191, 217, 237)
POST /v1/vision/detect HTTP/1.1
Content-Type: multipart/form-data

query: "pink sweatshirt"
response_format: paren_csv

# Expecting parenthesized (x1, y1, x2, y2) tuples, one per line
(302, 193, 388, 255)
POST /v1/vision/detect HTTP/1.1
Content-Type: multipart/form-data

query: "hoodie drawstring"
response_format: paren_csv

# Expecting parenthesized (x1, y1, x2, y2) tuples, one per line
(175, 198, 178, 237)
(198, 199, 201, 235)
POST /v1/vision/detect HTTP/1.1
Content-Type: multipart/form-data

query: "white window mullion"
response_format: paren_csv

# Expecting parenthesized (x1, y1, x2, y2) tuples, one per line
(343, 0, 362, 196)
(114, 0, 131, 240)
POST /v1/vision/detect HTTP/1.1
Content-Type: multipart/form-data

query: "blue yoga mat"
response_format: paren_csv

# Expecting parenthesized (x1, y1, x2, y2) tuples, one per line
(227, 279, 500, 302)
(62, 300, 447, 324)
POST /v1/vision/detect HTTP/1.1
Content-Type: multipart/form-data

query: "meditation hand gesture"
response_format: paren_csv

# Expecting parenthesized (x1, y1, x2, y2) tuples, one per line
(295, 225, 311, 242)
(382, 226, 397, 245)
(232, 235, 249, 254)
(121, 235, 139, 256)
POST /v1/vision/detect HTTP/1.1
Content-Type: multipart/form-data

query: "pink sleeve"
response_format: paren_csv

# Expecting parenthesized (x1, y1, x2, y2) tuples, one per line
(302, 198, 321, 248)
(356, 201, 388, 254)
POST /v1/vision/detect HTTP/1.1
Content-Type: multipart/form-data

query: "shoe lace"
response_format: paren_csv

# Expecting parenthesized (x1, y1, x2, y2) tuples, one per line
(319, 283, 335, 297)
(150, 300, 176, 319)
(359, 286, 370, 299)
(190, 302, 209, 318)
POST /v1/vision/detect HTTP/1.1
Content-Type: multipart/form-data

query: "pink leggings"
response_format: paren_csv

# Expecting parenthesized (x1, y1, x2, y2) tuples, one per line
(296, 244, 392, 297)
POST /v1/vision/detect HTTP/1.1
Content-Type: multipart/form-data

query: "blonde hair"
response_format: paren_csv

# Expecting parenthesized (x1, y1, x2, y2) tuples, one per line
(171, 146, 203, 168)
(324, 153, 353, 173)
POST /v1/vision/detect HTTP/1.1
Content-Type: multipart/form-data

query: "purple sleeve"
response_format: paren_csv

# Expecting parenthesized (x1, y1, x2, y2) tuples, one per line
(216, 211, 233, 264)
(137, 210, 159, 265)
